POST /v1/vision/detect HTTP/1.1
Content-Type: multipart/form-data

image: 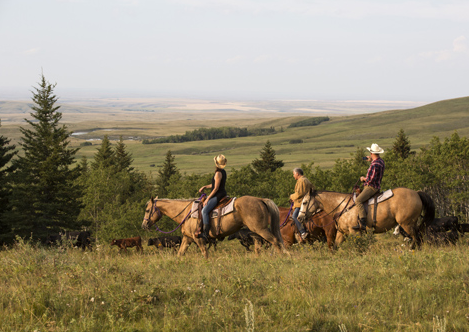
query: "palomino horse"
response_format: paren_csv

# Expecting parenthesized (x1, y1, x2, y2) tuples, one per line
(298, 188, 435, 249)
(142, 196, 287, 258)
(279, 207, 337, 251)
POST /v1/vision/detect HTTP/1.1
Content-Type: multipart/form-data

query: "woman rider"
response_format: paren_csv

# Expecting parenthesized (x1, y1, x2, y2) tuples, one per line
(197, 154, 227, 241)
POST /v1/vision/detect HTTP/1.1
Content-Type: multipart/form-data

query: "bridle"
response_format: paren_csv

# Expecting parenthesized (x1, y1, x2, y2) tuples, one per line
(143, 199, 163, 225)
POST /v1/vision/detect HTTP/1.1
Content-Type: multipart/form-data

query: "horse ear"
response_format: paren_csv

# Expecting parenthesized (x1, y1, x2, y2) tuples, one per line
(150, 196, 154, 203)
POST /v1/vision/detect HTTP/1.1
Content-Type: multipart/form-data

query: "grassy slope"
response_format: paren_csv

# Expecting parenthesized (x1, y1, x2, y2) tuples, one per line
(95, 96, 469, 174)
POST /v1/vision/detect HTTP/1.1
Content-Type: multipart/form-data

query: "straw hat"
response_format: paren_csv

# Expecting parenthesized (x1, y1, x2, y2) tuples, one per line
(214, 154, 227, 169)
(366, 143, 384, 154)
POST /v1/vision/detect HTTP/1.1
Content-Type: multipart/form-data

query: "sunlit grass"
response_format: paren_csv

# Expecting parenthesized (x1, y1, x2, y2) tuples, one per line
(2, 233, 469, 331)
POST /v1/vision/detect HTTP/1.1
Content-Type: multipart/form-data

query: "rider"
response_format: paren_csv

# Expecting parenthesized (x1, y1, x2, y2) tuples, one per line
(198, 154, 228, 241)
(290, 168, 313, 240)
(352, 143, 386, 231)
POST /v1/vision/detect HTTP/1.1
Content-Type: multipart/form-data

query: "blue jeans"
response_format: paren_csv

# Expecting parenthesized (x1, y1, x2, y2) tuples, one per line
(292, 208, 306, 234)
(202, 197, 219, 227)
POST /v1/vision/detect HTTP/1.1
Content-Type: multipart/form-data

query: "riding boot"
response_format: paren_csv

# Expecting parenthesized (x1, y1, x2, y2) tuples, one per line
(352, 218, 367, 231)
(198, 225, 210, 241)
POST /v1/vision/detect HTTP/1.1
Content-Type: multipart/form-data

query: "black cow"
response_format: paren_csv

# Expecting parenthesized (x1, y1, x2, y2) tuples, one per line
(426, 216, 459, 233)
(148, 236, 182, 250)
(227, 228, 270, 252)
(44, 231, 92, 251)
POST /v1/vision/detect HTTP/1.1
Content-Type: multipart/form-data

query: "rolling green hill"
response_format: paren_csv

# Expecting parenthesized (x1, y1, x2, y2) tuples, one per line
(2, 96, 469, 175)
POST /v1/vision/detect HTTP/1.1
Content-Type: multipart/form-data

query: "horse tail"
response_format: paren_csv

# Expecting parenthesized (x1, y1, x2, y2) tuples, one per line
(418, 191, 435, 232)
(262, 199, 284, 246)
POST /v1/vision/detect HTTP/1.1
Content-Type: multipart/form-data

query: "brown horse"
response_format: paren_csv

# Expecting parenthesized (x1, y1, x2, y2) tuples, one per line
(279, 207, 337, 251)
(298, 188, 434, 249)
(142, 196, 287, 258)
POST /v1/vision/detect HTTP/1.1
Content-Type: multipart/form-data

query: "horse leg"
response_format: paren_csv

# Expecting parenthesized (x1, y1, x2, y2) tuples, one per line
(253, 237, 263, 255)
(325, 226, 337, 252)
(193, 236, 209, 259)
(335, 232, 346, 247)
(400, 223, 422, 249)
(177, 236, 194, 257)
(252, 229, 284, 254)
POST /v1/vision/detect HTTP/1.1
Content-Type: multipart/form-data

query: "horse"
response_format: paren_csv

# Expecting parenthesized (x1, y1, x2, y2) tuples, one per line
(298, 188, 435, 249)
(279, 207, 337, 251)
(142, 196, 287, 258)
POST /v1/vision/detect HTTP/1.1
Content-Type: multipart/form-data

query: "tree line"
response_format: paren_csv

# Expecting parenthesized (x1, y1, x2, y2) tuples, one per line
(142, 126, 277, 144)
(1, 75, 468, 245)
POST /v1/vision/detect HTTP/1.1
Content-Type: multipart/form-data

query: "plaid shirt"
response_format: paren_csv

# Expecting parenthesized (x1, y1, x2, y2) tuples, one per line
(365, 157, 385, 189)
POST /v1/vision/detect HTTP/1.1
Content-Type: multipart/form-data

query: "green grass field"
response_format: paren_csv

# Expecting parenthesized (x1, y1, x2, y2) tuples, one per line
(1, 234, 468, 331)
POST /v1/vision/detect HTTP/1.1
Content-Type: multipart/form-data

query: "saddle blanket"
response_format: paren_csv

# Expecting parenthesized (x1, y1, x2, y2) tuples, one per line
(353, 189, 394, 205)
(190, 197, 237, 219)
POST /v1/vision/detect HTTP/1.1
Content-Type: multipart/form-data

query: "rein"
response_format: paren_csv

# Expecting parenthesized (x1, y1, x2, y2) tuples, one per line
(280, 202, 294, 228)
(305, 180, 361, 225)
(146, 194, 206, 234)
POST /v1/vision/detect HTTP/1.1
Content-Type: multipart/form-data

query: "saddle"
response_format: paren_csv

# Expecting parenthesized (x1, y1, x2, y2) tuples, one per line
(351, 189, 394, 226)
(193, 196, 236, 238)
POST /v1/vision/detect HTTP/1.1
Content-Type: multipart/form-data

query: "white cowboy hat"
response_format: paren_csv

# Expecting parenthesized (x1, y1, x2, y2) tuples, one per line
(367, 143, 384, 154)
(214, 154, 227, 169)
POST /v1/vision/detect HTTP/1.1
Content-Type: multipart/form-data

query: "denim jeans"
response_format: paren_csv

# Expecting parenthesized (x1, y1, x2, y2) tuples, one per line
(202, 197, 219, 227)
(292, 207, 306, 234)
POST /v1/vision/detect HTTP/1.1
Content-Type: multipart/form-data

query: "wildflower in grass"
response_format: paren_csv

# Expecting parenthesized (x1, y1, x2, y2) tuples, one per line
(90, 297, 95, 302)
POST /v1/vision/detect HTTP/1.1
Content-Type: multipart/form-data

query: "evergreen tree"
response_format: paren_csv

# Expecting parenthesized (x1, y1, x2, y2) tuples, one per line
(5, 75, 82, 240)
(115, 136, 134, 172)
(0, 121, 17, 243)
(156, 150, 180, 197)
(251, 140, 284, 173)
(392, 129, 411, 159)
(91, 135, 115, 170)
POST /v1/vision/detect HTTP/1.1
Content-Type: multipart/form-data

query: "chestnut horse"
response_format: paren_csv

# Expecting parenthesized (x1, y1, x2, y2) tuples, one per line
(298, 188, 435, 249)
(279, 207, 337, 251)
(142, 196, 287, 258)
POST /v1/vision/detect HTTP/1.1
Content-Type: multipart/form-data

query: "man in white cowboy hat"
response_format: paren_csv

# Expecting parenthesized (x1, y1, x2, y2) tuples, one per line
(352, 143, 386, 231)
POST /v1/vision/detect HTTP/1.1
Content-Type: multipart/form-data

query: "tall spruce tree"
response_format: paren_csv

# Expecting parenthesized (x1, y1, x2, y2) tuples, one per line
(6, 75, 82, 240)
(115, 136, 134, 172)
(91, 135, 115, 170)
(251, 140, 284, 173)
(392, 129, 411, 159)
(0, 120, 17, 243)
(156, 150, 179, 197)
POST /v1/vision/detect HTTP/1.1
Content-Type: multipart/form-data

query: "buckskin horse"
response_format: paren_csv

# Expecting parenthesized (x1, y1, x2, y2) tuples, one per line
(142, 196, 287, 258)
(298, 188, 435, 249)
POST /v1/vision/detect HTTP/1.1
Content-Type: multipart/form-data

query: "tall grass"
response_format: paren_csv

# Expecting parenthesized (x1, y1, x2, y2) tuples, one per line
(1, 234, 469, 331)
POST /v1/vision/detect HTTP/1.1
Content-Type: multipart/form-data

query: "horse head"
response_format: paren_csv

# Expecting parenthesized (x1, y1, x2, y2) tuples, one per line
(142, 196, 163, 230)
(298, 189, 320, 222)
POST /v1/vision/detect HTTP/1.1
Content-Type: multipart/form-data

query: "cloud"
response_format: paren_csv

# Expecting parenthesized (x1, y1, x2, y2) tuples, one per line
(22, 48, 40, 55)
(226, 55, 244, 64)
(409, 35, 468, 63)
(453, 35, 468, 53)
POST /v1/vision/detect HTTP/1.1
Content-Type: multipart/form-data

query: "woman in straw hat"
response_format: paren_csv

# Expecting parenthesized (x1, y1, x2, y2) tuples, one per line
(197, 154, 228, 240)
(352, 143, 386, 231)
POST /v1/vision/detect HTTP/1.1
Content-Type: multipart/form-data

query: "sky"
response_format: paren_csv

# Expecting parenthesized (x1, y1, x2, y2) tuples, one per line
(1, 0, 469, 101)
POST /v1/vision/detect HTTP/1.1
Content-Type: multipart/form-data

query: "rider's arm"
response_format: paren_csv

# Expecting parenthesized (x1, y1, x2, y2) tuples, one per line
(198, 184, 212, 193)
